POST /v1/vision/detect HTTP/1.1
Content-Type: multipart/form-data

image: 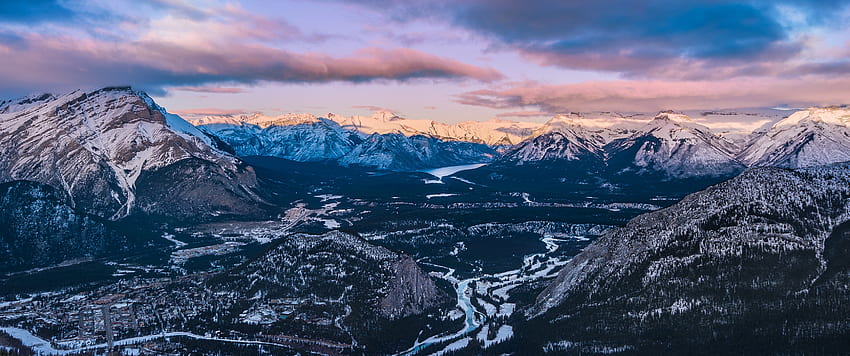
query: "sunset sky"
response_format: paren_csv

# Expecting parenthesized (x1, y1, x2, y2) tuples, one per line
(2, 0, 850, 123)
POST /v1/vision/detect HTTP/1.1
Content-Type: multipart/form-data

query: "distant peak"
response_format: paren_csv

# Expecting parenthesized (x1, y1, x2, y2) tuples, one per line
(547, 112, 585, 125)
(251, 113, 320, 127)
(773, 106, 850, 128)
(653, 111, 693, 123)
(370, 110, 402, 121)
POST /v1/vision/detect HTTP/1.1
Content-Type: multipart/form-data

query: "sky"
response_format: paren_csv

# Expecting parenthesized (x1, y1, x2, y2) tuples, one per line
(1, 0, 849, 126)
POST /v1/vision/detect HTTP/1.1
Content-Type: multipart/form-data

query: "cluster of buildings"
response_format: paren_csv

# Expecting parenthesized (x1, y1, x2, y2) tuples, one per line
(0, 273, 351, 353)
(0, 275, 233, 349)
(169, 242, 245, 264)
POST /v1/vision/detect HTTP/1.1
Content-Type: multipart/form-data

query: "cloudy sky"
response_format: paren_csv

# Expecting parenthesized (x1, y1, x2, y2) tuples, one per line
(1, 0, 849, 123)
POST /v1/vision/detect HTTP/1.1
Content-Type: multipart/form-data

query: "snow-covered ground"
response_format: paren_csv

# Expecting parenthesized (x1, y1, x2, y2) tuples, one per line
(161, 232, 187, 247)
(477, 325, 514, 347)
(426, 193, 458, 199)
(399, 278, 483, 356)
(0, 327, 290, 355)
(400, 228, 603, 355)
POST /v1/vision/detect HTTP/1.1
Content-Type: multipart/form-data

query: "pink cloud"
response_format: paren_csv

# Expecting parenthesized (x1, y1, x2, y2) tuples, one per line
(171, 108, 248, 116)
(0, 0, 503, 96)
(171, 86, 247, 94)
(519, 42, 801, 81)
(352, 105, 398, 112)
(0, 32, 503, 94)
(457, 77, 850, 112)
(495, 110, 551, 118)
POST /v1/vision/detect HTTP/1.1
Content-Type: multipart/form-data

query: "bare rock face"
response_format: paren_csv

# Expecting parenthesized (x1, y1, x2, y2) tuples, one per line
(380, 255, 442, 319)
(0, 87, 265, 221)
(528, 164, 850, 353)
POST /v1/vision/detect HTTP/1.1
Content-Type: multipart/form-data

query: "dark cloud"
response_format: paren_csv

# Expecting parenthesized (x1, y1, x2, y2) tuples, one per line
(454, 1, 787, 58)
(344, 0, 850, 79)
(0, 33, 503, 97)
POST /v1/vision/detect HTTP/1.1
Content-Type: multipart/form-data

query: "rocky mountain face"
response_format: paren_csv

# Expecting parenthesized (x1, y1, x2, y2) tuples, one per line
(0, 181, 131, 272)
(195, 112, 496, 171)
(215, 231, 447, 344)
(0, 87, 265, 220)
(739, 106, 850, 168)
(527, 163, 850, 353)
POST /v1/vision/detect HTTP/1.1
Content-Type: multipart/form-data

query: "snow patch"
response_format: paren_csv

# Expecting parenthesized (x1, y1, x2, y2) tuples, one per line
(426, 193, 458, 199)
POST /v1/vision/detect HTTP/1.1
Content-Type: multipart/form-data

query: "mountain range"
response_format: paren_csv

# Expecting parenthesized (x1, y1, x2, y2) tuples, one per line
(191, 112, 499, 171)
(7, 88, 847, 193)
(190, 105, 850, 180)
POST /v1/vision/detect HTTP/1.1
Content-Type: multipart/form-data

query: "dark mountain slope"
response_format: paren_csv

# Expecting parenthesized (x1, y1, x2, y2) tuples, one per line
(524, 163, 850, 354)
(0, 181, 131, 272)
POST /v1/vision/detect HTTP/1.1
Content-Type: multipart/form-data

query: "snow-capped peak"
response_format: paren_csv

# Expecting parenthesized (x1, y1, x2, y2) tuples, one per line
(532, 113, 591, 136)
(188, 112, 322, 128)
(502, 113, 607, 163)
(771, 106, 850, 129)
(653, 110, 694, 123)
(0, 87, 251, 219)
(738, 106, 850, 168)
(369, 110, 403, 122)
(632, 111, 722, 143)
(550, 112, 585, 125)
(602, 110, 744, 178)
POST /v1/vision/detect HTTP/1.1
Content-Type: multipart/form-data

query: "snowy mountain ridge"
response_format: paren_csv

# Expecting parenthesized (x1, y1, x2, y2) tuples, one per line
(497, 111, 746, 178)
(502, 113, 606, 163)
(0, 87, 263, 220)
(739, 106, 850, 168)
(190, 106, 850, 176)
(189, 110, 540, 146)
(193, 112, 497, 171)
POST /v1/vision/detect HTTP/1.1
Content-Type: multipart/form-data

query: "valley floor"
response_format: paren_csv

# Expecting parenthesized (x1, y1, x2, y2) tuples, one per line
(0, 163, 679, 355)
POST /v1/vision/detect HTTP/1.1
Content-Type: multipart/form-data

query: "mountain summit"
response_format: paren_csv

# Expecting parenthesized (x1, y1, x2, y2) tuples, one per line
(605, 111, 745, 178)
(739, 106, 850, 168)
(0, 87, 265, 220)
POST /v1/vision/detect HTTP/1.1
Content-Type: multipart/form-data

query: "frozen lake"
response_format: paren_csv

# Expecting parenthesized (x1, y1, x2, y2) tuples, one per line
(421, 163, 487, 180)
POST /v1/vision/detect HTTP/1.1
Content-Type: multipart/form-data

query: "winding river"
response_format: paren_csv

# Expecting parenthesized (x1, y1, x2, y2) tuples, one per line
(398, 277, 484, 356)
